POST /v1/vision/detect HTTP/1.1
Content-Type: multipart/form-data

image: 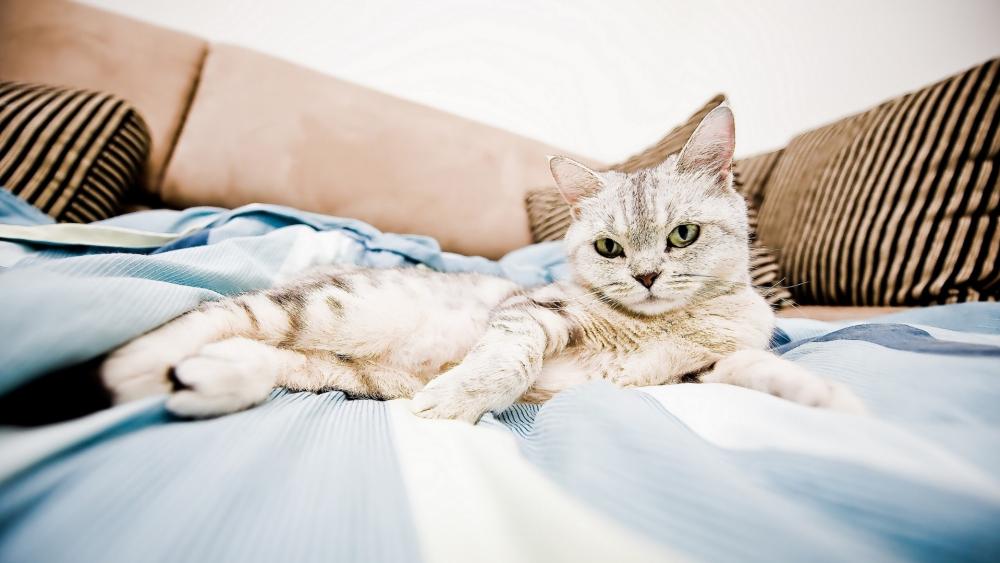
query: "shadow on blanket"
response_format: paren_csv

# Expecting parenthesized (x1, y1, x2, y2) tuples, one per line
(0, 357, 111, 426)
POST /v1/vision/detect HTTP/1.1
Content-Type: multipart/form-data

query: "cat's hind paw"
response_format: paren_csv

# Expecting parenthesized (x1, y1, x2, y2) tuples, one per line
(165, 338, 277, 418)
(101, 338, 183, 404)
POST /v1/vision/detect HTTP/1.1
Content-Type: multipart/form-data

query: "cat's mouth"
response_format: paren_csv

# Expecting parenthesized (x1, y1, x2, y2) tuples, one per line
(591, 283, 686, 315)
(621, 291, 688, 316)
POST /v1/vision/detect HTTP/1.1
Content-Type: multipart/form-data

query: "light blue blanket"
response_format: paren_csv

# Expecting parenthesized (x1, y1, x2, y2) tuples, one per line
(1, 191, 998, 562)
(0, 190, 567, 394)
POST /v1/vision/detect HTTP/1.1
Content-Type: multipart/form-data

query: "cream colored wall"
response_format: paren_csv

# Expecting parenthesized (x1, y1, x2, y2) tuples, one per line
(79, 0, 1000, 160)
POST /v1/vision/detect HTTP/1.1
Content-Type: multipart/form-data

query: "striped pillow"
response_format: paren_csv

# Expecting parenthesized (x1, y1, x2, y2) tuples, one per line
(0, 81, 150, 222)
(524, 95, 794, 308)
(756, 58, 1000, 306)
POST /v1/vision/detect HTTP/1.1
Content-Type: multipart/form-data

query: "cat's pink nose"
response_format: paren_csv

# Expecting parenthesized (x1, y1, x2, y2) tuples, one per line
(634, 272, 659, 289)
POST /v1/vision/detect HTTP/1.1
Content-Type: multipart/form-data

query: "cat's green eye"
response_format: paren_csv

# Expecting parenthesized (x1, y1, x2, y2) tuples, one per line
(667, 224, 700, 248)
(594, 238, 625, 258)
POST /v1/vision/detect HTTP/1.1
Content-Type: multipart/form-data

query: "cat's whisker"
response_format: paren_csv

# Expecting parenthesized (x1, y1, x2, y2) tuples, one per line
(670, 273, 805, 292)
(539, 284, 622, 308)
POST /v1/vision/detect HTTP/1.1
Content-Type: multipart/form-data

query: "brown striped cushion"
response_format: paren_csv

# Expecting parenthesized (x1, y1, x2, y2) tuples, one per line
(756, 58, 1000, 306)
(524, 94, 794, 308)
(734, 150, 783, 211)
(0, 81, 150, 222)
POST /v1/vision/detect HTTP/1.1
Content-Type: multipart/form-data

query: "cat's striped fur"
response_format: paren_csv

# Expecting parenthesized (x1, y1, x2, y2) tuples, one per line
(101, 106, 864, 420)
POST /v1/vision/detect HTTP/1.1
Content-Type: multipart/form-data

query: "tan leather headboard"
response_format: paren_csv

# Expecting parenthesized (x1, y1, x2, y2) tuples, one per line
(161, 45, 592, 259)
(1, 2, 596, 258)
(0, 0, 206, 191)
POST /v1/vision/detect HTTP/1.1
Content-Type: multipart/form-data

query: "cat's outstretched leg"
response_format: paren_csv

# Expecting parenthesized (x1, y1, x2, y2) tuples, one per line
(102, 301, 257, 403)
(411, 296, 571, 423)
(166, 338, 420, 418)
(703, 349, 866, 413)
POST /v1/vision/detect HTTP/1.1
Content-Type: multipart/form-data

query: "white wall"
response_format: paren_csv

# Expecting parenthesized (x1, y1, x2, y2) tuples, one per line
(80, 0, 1000, 160)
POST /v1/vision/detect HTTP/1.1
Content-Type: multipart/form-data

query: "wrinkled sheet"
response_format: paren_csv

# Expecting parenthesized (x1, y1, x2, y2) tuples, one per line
(1, 190, 998, 562)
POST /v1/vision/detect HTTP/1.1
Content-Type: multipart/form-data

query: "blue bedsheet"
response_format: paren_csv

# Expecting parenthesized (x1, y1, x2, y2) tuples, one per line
(1, 191, 998, 562)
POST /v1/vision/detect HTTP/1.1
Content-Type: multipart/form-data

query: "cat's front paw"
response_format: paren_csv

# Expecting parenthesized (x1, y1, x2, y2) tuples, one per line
(166, 338, 277, 418)
(709, 349, 866, 413)
(411, 368, 499, 424)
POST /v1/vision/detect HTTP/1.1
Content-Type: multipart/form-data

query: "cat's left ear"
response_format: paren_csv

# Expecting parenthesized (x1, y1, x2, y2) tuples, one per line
(676, 104, 735, 186)
(548, 156, 604, 211)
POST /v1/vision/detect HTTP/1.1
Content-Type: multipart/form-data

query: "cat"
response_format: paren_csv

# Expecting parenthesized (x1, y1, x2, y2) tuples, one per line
(100, 105, 864, 421)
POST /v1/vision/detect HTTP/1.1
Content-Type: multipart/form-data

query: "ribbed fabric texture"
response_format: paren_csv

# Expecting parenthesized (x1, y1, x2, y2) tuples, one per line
(0, 81, 151, 222)
(513, 332, 1000, 563)
(733, 150, 783, 212)
(2, 298, 999, 562)
(524, 186, 573, 244)
(516, 385, 897, 562)
(0, 391, 422, 563)
(523, 94, 793, 308)
(757, 58, 1000, 306)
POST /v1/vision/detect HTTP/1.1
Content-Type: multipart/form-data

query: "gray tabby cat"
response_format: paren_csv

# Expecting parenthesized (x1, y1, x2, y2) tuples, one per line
(101, 106, 863, 421)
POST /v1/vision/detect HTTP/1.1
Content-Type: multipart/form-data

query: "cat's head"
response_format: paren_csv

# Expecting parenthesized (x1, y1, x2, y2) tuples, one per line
(549, 105, 750, 316)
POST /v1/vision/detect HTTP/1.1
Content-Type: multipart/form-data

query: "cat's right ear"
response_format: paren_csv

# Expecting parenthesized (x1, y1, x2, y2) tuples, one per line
(548, 156, 603, 212)
(676, 104, 736, 185)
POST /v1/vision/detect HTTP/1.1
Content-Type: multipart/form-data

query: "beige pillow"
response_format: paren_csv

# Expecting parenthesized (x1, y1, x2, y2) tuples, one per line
(524, 95, 794, 308)
(756, 58, 1000, 306)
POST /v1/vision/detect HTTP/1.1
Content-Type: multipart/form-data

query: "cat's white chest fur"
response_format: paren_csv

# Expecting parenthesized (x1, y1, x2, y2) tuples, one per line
(525, 288, 772, 402)
(528, 353, 603, 402)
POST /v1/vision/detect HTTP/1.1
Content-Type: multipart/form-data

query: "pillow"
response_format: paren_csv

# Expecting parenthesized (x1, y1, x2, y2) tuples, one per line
(524, 94, 794, 308)
(0, 81, 150, 222)
(756, 58, 1000, 306)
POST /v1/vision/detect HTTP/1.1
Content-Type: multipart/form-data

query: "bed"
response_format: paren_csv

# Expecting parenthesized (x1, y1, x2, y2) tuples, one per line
(1, 192, 998, 563)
